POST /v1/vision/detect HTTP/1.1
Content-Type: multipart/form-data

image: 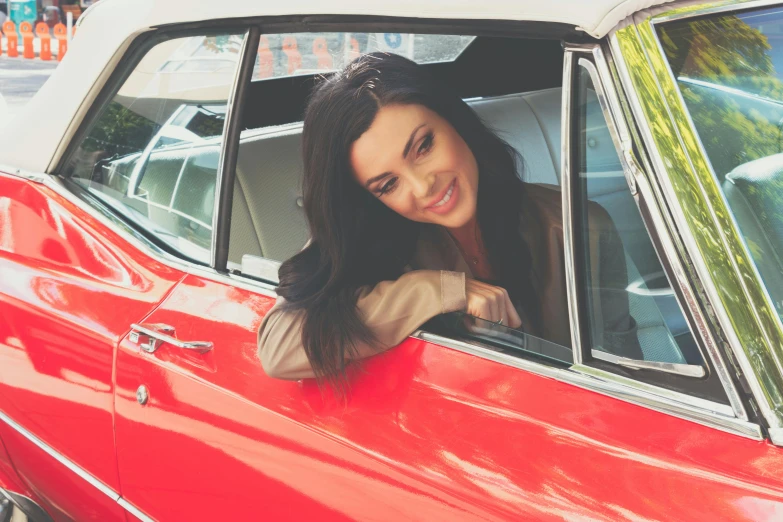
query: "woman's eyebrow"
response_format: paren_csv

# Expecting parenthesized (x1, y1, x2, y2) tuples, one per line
(365, 171, 391, 189)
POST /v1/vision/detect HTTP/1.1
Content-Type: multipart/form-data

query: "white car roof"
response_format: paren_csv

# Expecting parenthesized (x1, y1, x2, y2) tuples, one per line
(0, 0, 674, 174)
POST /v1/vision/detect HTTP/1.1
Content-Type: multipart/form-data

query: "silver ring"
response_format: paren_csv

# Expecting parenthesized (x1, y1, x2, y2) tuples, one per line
(496, 318, 503, 325)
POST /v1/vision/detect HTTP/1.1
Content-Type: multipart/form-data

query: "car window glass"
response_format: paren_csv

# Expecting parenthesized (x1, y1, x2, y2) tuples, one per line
(658, 7, 783, 322)
(62, 33, 246, 265)
(252, 32, 475, 81)
(575, 62, 706, 368)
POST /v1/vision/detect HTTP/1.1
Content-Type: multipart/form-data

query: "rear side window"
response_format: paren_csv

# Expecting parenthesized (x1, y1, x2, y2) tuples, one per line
(62, 33, 247, 264)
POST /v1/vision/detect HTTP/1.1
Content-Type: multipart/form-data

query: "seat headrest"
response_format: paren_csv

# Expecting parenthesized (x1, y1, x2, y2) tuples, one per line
(724, 154, 783, 314)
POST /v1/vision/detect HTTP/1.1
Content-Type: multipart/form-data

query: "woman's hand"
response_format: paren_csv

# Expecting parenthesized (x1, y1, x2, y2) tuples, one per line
(465, 279, 522, 328)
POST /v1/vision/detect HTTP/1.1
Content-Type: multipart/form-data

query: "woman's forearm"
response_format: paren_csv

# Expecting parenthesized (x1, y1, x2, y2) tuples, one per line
(257, 270, 466, 380)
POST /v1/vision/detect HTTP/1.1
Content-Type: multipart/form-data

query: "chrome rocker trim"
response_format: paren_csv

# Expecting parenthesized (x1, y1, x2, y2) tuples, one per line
(0, 410, 155, 522)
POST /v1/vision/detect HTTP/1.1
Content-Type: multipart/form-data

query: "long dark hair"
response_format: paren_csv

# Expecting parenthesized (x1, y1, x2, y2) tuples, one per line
(277, 52, 537, 385)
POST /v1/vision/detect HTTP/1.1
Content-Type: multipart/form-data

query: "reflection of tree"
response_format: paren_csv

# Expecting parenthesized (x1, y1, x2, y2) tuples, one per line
(659, 15, 783, 177)
(202, 35, 242, 54)
(185, 107, 225, 138)
(81, 101, 160, 155)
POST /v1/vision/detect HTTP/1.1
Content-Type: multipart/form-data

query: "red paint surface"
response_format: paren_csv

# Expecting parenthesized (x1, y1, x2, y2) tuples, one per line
(115, 275, 783, 521)
(0, 423, 127, 522)
(0, 433, 32, 502)
(0, 173, 181, 520)
(3, 172, 783, 521)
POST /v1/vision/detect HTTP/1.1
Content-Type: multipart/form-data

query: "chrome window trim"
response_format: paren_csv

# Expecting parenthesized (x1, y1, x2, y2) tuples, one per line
(591, 348, 706, 377)
(413, 332, 761, 439)
(564, 44, 748, 416)
(560, 48, 583, 365)
(0, 409, 155, 521)
(595, 36, 751, 421)
(612, 1, 783, 438)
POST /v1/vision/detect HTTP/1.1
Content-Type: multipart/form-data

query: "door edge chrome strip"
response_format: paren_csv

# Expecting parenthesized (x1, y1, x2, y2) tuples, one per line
(0, 410, 157, 521)
(118, 498, 156, 522)
(414, 331, 763, 440)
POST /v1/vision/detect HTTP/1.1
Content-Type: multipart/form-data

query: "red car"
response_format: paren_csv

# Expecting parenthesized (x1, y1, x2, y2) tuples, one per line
(3, 0, 783, 520)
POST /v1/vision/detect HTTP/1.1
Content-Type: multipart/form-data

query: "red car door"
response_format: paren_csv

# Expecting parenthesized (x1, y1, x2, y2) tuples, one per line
(0, 173, 182, 521)
(112, 272, 783, 521)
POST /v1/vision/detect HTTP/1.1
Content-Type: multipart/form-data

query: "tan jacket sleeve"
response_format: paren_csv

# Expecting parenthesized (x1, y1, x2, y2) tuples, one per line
(257, 270, 467, 380)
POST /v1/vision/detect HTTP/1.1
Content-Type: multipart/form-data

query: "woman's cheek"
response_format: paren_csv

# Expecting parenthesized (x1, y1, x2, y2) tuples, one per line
(387, 195, 415, 220)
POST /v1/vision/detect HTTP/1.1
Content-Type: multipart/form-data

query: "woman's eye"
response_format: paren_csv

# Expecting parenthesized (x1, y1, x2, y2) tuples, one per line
(377, 177, 398, 196)
(417, 133, 434, 156)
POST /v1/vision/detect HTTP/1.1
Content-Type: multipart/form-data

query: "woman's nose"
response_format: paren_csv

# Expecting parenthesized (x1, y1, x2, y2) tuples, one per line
(408, 170, 435, 200)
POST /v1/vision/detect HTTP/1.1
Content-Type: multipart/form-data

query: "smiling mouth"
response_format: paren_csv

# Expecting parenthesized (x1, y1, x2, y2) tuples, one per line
(431, 182, 455, 208)
(426, 179, 456, 209)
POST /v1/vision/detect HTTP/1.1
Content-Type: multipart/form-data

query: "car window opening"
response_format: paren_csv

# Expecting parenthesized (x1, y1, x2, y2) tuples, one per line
(57, 27, 717, 395)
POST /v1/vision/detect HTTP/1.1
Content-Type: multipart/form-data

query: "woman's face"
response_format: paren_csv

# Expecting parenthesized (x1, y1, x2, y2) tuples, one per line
(350, 104, 479, 230)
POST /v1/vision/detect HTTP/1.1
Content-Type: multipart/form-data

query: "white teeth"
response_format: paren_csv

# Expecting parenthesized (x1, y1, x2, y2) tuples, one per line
(432, 183, 454, 207)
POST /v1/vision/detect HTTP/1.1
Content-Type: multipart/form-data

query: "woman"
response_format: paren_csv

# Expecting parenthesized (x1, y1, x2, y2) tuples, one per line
(258, 52, 640, 382)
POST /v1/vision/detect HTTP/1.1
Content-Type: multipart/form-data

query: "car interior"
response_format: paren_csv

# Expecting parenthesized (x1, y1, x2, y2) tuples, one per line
(63, 32, 703, 369)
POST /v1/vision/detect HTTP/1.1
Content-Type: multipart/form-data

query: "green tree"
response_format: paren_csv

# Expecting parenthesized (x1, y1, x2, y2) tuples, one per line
(659, 15, 783, 177)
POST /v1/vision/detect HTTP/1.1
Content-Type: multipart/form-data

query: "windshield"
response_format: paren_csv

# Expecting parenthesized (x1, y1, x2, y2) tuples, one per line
(659, 7, 783, 320)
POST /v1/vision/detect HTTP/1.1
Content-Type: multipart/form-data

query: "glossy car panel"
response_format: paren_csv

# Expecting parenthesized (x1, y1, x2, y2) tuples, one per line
(0, 423, 126, 521)
(0, 435, 31, 504)
(111, 274, 783, 521)
(0, 172, 182, 519)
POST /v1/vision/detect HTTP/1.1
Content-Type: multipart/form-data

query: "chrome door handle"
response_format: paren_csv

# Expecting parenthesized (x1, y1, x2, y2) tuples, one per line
(129, 323, 213, 354)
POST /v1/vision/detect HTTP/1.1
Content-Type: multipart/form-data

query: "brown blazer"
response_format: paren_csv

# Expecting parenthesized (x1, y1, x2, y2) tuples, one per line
(257, 184, 640, 379)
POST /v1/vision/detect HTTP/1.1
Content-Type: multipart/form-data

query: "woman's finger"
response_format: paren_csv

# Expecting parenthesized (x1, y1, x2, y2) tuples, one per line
(504, 294, 523, 329)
